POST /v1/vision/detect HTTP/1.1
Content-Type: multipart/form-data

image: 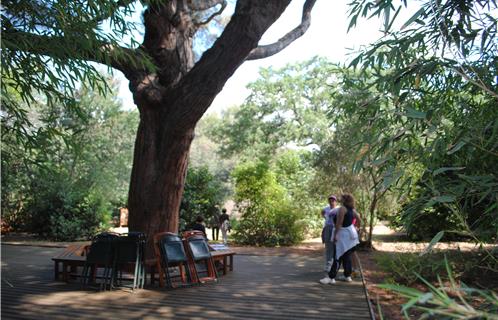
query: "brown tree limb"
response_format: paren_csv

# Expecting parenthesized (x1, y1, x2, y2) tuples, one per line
(187, 0, 226, 11)
(194, 0, 227, 27)
(169, 0, 293, 126)
(246, 0, 317, 60)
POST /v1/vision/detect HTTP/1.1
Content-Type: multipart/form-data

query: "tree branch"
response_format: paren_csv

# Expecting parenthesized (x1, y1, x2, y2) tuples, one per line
(187, 0, 226, 11)
(246, 0, 316, 60)
(194, 0, 227, 27)
(3, 29, 151, 77)
(170, 0, 292, 126)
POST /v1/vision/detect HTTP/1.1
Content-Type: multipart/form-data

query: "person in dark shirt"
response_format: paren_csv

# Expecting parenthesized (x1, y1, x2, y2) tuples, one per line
(219, 208, 230, 244)
(192, 215, 207, 237)
(209, 209, 221, 241)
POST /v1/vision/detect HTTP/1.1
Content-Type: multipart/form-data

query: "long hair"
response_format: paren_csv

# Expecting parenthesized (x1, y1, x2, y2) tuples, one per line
(340, 193, 355, 209)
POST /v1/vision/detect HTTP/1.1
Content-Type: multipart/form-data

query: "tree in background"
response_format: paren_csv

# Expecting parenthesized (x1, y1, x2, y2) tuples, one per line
(189, 113, 236, 195)
(1, 80, 138, 240)
(211, 57, 335, 161)
(2, 0, 318, 247)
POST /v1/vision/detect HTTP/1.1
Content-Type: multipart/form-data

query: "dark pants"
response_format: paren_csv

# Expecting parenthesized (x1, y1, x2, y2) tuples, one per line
(328, 246, 353, 279)
(212, 227, 219, 241)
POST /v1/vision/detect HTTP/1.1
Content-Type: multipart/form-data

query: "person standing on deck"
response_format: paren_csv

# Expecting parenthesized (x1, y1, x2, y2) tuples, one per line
(321, 195, 339, 273)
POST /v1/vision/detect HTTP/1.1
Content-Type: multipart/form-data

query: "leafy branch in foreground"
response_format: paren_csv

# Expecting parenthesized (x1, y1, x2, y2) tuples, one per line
(379, 258, 498, 319)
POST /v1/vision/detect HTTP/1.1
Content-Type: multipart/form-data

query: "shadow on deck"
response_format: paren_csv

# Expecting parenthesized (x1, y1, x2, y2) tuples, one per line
(1, 245, 373, 320)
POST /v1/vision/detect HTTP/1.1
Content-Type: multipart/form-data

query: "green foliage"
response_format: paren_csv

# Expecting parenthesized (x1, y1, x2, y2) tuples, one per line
(274, 150, 323, 238)
(341, 0, 498, 243)
(231, 161, 305, 246)
(1, 78, 138, 240)
(27, 173, 110, 241)
(379, 259, 498, 319)
(180, 166, 227, 231)
(204, 59, 341, 243)
(210, 57, 335, 161)
(375, 249, 498, 288)
(1, 0, 145, 127)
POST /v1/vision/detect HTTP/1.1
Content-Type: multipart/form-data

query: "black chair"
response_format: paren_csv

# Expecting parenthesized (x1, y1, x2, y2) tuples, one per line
(112, 232, 146, 290)
(81, 232, 119, 291)
(184, 234, 218, 284)
(154, 232, 194, 288)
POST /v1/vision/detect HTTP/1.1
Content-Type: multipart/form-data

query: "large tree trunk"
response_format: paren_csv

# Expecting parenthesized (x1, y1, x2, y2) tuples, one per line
(125, 0, 294, 253)
(127, 108, 194, 249)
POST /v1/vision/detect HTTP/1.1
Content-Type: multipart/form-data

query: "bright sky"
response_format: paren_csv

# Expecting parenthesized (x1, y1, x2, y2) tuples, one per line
(117, 0, 389, 112)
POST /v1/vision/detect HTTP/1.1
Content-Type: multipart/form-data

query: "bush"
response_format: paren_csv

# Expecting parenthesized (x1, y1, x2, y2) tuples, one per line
(375, 250, 498, 288)
(231, 161, 305, 246)
(379, 259, 498, 319)
(27, 174, 110, 241)
(180, 166, 227, 231)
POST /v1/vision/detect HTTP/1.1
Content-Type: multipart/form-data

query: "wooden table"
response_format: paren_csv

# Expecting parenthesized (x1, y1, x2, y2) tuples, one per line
(211, 250, 236, 275)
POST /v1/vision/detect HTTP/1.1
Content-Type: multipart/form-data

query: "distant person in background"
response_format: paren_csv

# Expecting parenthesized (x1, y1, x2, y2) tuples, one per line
(192, 216, 207, 237)
(219, 208, 230, 245)
(209, 209, 221, 241)
(321, 195, 339, 274)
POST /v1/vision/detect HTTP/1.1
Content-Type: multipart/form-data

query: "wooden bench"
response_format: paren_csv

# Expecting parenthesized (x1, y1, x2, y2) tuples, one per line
(52, 244, 89, 281)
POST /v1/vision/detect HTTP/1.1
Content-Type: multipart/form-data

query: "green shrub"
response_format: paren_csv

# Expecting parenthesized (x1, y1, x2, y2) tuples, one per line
(375, 252, 450, 285)
(180, 166, 227, 230)
(379, 259, 498, 319)
(27, 174, 110, 241)
(375, 250, 498, 288)
(231, 161, 305, 246)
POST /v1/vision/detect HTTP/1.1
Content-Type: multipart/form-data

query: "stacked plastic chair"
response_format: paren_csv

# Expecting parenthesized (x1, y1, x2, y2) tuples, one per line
(81, 232, 119, 291)
(112, 232, 146, 290)
(183, 231, 218, 284)
(154, 232, 194, 288)
(81, 232, 146, 291)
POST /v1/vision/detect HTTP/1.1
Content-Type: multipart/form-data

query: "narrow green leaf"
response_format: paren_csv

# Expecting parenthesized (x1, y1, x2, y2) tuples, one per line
(447, 141, 466, 154)
(401, 7, 425, 30)
(432, 166, 465, 176)
(378, 284, 423, 297)
(420, 231, 444, 256)
(431, 195, 456, 203)
(404, 107, 426, 119)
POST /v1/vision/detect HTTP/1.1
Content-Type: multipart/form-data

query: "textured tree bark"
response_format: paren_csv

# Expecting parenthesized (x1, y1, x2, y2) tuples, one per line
(127, 107, 195, 254)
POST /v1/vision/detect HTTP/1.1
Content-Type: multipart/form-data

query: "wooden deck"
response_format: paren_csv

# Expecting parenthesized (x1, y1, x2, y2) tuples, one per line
(1, 244, 373, 320)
